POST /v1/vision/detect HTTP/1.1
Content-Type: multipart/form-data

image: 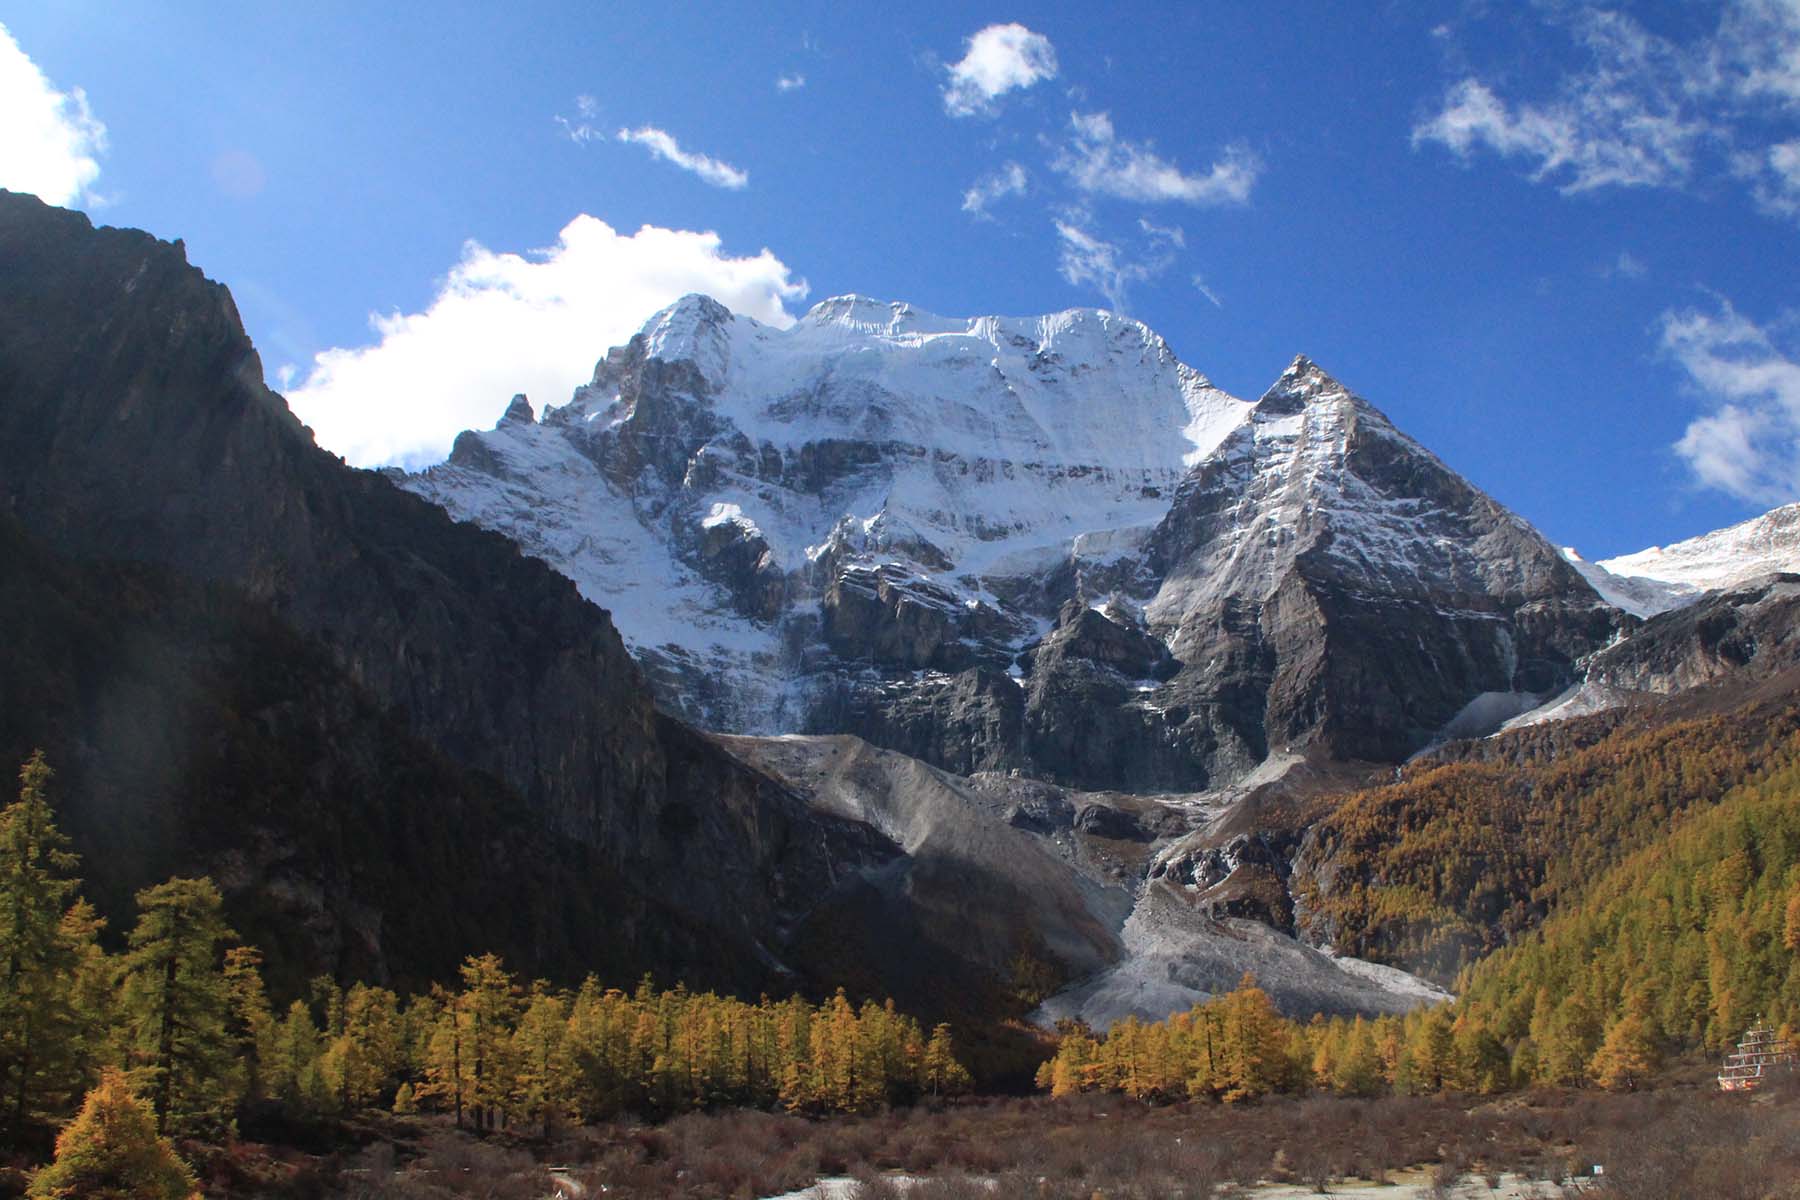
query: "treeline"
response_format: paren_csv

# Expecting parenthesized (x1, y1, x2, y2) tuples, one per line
(1039, 972, 1673, 1104)
(1037, 976, 1519, 1103)
(0, 752, 970, 1158)
(1294, 701, 1800, 979)
(1455, 749, 1800, 1067)
(1049, 742, 1800, 1103)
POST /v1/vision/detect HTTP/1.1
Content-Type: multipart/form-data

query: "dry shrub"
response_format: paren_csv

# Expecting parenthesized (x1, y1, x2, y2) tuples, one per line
(251, 1080, 1800, 1199)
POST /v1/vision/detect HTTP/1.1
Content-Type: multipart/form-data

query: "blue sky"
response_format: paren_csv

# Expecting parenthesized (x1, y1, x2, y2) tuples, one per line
(5, 2, 1800, 559)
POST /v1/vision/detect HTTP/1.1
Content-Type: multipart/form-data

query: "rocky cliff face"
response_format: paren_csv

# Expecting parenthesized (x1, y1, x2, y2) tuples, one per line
(1580, 575, 1800, 697)
(405, 297, 1619, 790)
(1139, 358, 1618, 770)
(0, 191, 891, 988)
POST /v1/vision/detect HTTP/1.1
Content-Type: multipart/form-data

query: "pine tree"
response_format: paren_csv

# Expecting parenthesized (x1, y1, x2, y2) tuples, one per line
(26, 1067, 199, 1200)
(223, 947, 276, 1104)
(1589, 1013, 1659, 1091)
(512, 985, 573, 1136)
(0, 752, 103, 1141)
(118, 877, 239, 1135)
(421, 985, 469, 1128)
(459, 954, 519, 1130)
(1538, 996, 1601, 1087)
(1331, 1018, 1384, 1097)
(1445, 1009, 1507, 1093)
(1406, 1007, 1455, 1092)
(921, 1024, 971, 1097)
(267, 1000, 327, 1113)
(321, 984, 402, 1112)
(1218, 975, 1289, 1102)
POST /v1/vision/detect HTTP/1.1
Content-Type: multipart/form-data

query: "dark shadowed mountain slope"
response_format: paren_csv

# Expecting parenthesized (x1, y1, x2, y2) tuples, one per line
(0, 190, 892, 994)
(0, 516, 799, 998)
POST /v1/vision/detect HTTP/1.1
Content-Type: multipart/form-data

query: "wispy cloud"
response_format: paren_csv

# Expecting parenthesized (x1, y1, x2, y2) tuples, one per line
(1053, 111, 1259, 205)
(962, 161, 1028, 216)
(554, 95, 603, 144)
(1053, 212, 1182, 314)
(1192, 275, 1224, 308)
(1415, 4, 1800, 216)
(616, 126, 748, 189)
(1138, 217, 1185, 248)
(1663, 296, 1800, 504)
(776, 73, 806, 93)
(1743, 138, 1800, 216)
(286, 217, 807, 468)
(0, 21, 108, 206)
(1412, 77, 1701, 194)
(943, 23, 1058, 118)
(1608, 250, 1648, 280)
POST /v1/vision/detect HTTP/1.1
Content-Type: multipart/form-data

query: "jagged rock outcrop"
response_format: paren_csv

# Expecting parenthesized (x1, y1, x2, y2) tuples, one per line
(1583, 575, 1800, 694)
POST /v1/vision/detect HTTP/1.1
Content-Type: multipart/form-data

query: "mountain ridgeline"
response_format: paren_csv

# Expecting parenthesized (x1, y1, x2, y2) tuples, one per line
(7, 191, 1800, 1048)
(406, 295, 1621, 791)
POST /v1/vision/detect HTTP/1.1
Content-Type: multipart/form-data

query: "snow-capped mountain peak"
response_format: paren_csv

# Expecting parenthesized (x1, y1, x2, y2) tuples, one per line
(632, 292, 740, 390)
(1257, 354, 1347, 412)
(403, 294, 1615, 785)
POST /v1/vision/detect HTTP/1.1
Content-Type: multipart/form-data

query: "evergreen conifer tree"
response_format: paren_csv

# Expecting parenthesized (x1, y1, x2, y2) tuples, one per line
(512, 985, 573, 1136)
(0, 752, 103, 1141)
(922, 1024, 971, 1097)
(26, 1067, 199, 1200)
(119, 877, 239, 1135)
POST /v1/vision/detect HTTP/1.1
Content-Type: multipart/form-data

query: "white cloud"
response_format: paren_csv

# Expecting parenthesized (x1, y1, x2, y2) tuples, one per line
(1610, 250, 1648, 279)
(1745, 137, 1800, 215)
(962, 161, 1028, 216)
(1412, 77, 1701, 193)
(1192, 274, 1223, 308)
(1053, 213, 1179, 314)
(943, 23, 1058, 117)
(1053, 111, 1259, 205)
(0, 22, 107, 206)
(1662, 297, 1800, 503)
(776, 73, 806, 92)
(285, 215, 807, 468)
(1415, 4, 1800, 212)
(1712, 0, 1800, 107)
(554, 95, 603, 144)
(616, 126, 748, 189)
(1138, 217, 1185, 248)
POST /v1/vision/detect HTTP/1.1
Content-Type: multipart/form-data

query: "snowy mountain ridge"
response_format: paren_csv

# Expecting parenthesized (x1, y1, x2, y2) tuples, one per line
(403, 292, 1616, 787)
(1559, 503, 1800, 618)
(408, 292, 1253, 733)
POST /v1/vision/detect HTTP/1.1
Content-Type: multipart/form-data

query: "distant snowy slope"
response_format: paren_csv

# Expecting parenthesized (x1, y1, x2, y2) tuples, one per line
(1559, 548, 1699, 619)
(1559, 503, 1800, 619)
(1600, 503, 1800, 596)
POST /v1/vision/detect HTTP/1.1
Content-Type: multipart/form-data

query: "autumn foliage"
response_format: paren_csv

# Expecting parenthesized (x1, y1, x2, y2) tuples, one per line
(26, 1068, 198, 1200)
(0, 752, 973, 1183)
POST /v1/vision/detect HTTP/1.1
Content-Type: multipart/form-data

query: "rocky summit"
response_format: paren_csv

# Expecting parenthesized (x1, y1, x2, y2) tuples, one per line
(404, 294, 1621, 791)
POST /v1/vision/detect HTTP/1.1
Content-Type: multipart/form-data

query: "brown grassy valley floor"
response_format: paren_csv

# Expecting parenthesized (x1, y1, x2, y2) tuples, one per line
(127, 1061, 1800, 1200)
